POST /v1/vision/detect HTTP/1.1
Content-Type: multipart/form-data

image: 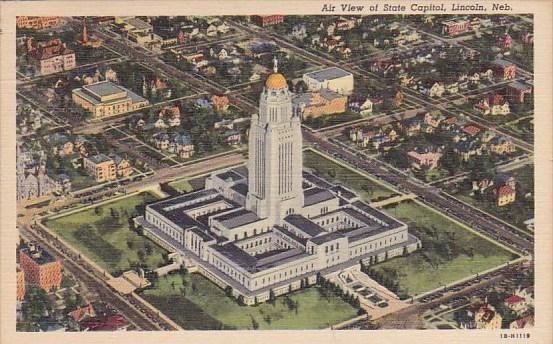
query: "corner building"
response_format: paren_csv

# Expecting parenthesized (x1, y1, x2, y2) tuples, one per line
(136, 60, 420, 304)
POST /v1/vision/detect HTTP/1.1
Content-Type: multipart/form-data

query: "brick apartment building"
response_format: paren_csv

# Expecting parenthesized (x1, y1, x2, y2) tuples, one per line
(19, 243, 62, 292)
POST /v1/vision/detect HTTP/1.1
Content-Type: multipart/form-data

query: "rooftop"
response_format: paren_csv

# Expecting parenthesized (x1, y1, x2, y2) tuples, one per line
(19, 243, 57, 265)
(284, 214, 326, 237)
(213, 208, 260, 229)
(84, 81, 125, 98)
(304, 67, 352, 82)
(304, 187, 336, 206)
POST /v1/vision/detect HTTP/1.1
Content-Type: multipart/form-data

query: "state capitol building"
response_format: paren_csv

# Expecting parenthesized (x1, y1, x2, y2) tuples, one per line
(135, 60, 421, 304)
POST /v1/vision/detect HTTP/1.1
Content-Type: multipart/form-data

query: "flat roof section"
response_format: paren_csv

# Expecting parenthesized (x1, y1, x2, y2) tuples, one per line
(213, 208, 260, 229)
(304, 67, 352, 82)
(304, 187, 335, 206)
(84, 81, 125, 98)
(284, 214, 326, 237)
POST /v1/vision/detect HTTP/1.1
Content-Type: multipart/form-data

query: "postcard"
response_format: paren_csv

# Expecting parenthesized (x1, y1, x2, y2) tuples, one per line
(0, 1, 551, 343)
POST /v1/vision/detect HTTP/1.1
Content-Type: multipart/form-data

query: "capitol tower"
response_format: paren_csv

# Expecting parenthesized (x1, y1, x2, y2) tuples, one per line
(246, 58, 304, 224)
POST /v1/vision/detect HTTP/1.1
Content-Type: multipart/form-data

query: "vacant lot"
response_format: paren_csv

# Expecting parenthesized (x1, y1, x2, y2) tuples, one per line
(372, 201, 516, 296)
(142, 272, 358, 330)
(44, 192, 167, 274)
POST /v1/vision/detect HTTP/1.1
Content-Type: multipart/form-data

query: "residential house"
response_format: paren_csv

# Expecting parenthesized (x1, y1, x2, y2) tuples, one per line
(195, 97, 212, 109)
(407, 146, 443, 170)
(80, 313, 130, 331)
(109, 154, 133, 178)
(488, 136, 516, 155)
(400, 117, 423, 136)
(490, 59, 516, 80)
(497, 33, 513, 49)
(348, 96, 373, 115)
(46, 133, 74, 157)
(521, 32, 534, 45)
(462, 124, 482, 137)
(475, 94, 510, 116)
(349, 127, 376, 148)
(214, 119, 235, 130)
(424, 111, 446, 128)
(291, 24, 307, 40)
(211, 95, 230, 112)
(69, 304, 97, 323)
(472, 304, 503, 330)
(510, 315, 534, 329)
(507, 81, 533, 104)
(169, 132, 195, 159)
(152, 132, 170, 150)
(428, 81, 446, 98)
(472, 175, 494, 193)
(455, 139, 484, 161)
(504, 294, 529, 314)
(494, 184, 516, 206)
(224, 130, 242, 145)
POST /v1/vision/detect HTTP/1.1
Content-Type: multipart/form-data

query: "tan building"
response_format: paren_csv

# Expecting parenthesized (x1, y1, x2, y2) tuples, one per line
(27, 38, 76, 75)
(116, 17, 162, 50)
(17, 16, 60, 29)
(303, 67, 354, 95)
(293, 89, 347, 118)
(72, 81, 149, 118)
(83, 154, 117, 182)
(83, 153, 132, 182)
(407, 150, 442, 170)
(474, 304, 503, 330)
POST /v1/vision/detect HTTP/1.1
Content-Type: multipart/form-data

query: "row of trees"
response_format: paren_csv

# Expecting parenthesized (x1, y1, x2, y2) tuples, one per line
(316, 273, 362, 309)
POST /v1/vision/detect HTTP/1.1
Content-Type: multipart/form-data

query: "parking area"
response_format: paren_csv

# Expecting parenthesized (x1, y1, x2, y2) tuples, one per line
(328, 266, 411, 320)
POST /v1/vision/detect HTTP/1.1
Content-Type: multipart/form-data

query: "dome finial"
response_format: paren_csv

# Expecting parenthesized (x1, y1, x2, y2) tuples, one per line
(273, 56, 278, 73)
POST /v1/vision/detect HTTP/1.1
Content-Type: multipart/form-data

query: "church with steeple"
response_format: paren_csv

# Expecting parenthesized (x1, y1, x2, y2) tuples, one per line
(136, 58, 420, 304)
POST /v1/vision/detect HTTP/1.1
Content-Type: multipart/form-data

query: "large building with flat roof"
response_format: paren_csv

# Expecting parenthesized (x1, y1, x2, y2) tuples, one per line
(72, 80, 149, 118)
(303, 67, 354, 95)
(136, 60, 419, 304)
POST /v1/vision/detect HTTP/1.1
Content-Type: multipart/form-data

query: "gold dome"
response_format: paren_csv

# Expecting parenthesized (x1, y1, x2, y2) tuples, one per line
(265, 73, 287, 89)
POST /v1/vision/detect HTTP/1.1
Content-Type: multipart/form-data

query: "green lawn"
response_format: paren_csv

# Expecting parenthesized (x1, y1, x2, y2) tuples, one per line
(373, 201, 516, 296)
(304, 150, 397, 202)
(44, 192, 168, 274)
(168, 175, 207, 193)
(142, 272, 358, 330)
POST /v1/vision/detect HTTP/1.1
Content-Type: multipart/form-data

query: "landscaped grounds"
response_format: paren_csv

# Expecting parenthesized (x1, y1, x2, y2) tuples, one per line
(371, 200, 517, 296)
(44, 192, 167, 274)
(142, 272, 358, 330)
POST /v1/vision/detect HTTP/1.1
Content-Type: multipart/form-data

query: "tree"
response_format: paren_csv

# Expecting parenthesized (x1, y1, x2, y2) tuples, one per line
(137, 249, 146, 262)
(94, 206, 103, 216)
(126, 239, 134, 250)
(144, 242, 153, 255)
(269, 289, 276, 306)
(237, 295, 245, 306)
(264, 314, 272, 325)
(251, 316, 259, 330)
(224, 286, 233, 297)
